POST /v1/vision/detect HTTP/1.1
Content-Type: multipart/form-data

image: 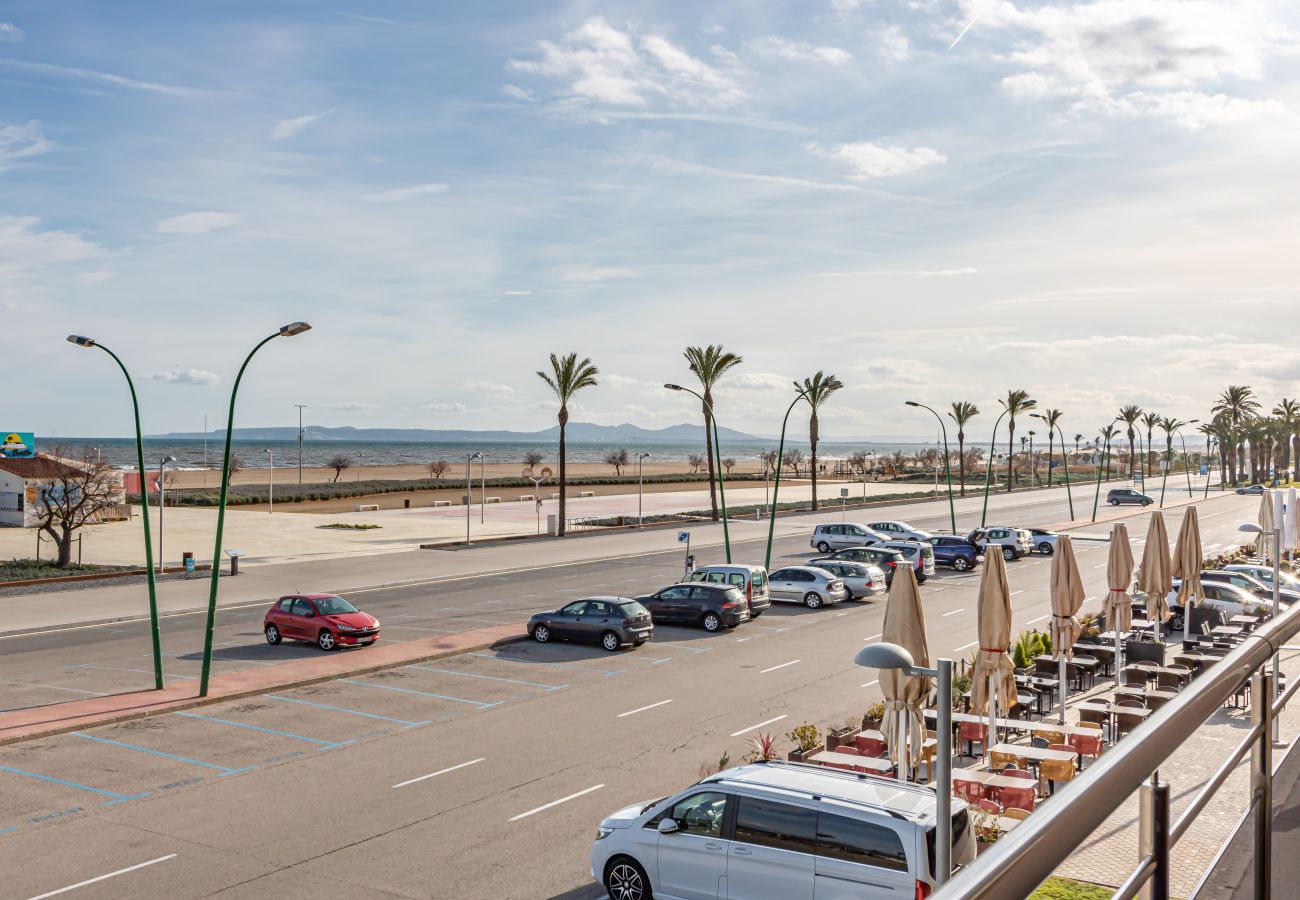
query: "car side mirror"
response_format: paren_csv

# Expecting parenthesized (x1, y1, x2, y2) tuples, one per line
(658, 819, 680, 835)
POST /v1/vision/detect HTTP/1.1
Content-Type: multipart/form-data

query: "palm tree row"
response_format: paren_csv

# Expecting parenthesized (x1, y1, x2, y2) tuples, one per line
(1201, 386, 1300, 486)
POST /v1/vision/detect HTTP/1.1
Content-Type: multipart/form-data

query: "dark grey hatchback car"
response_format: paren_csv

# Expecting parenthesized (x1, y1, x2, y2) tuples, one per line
(528, 597, 653, 651)
(634, 583, 750, 632)
(1108, 487, 1153, 506)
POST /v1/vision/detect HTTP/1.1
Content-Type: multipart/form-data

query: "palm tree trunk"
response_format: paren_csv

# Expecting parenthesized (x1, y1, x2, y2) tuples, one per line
(702, 395, 719, 521)
(557, 417, 567, 536)
(1006, 421, 1015, 493)
(810, 411, 819, 511)
(957, 433, 967, 497)
(1047, 432, 1055, 487)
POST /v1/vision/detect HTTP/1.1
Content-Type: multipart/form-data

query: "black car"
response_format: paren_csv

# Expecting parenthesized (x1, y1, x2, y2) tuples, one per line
(1108, 488, 1153, 506)
(808, 546, 908, 583)
(926, 535, 982, 572)
(634, 583, 750, 632)
(528, 597, 653, 651)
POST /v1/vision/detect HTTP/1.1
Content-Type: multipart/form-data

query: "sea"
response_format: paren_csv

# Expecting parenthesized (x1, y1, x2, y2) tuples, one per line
(45, 438, 937, 471)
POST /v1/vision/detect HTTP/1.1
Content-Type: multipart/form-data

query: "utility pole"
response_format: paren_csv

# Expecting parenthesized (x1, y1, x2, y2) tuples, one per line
(294, 404, 307, 484)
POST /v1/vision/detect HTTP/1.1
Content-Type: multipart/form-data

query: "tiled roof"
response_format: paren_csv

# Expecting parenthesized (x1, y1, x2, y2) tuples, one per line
(0, 456, 88, 480)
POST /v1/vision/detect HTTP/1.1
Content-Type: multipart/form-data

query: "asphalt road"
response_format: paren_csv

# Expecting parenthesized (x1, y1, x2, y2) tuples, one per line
(0, 486, 1256, 899)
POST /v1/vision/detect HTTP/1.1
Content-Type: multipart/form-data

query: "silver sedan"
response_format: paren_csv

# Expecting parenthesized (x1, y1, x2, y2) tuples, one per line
(806, 560, 886, 600)
(767, 566, 848, 608)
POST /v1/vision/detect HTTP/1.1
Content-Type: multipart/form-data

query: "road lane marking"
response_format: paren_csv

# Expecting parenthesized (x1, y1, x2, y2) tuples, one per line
(26, 854, 177, 900)
(1010, 590, 1024, 596)
(0, 764, 148, 806)
(759, 660, 801, 674)
(4, 682, 108, 698)
(266, 695, 431, 728)
(70, 733, 255, 776)
(864, 633, 883, 641)
(731, 715, 787, 737)
(942, 608, 966, 617)
(1028, 614, 1050, 624)
(393, 757, 484, 788)
(954, 641, 978, 651)
(509, 784, 605, 822)
(617, 699, 673, 718)
(406, 665, 567, 691)
(1092, 563, 1108, 569)
(340, 679, 502, 709)
(861, 679, 879, 688)
(381, 625, 461, 634)
(469, 652, 624, 676)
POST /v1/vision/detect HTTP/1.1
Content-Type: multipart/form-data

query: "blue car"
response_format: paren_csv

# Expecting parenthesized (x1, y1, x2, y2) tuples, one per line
(926, 535, 982, 572)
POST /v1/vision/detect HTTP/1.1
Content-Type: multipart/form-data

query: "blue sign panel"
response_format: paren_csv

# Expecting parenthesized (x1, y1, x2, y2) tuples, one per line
(1, 432, 35, 458)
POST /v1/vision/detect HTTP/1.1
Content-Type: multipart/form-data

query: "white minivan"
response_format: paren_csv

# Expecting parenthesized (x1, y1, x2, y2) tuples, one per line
(590, 761, 974, 900)
(685, 565, 772, 617)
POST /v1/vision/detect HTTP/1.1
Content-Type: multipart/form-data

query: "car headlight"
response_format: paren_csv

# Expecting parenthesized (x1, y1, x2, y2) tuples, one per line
(595, 827, 613, 840)
(338, 624, 359, 632)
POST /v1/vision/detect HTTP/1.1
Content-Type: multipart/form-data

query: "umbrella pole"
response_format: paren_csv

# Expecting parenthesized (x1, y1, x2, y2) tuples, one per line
(896, 710, 907, 783)
(1059, 655, 1068, 725)
(1114, 628, 1123, 688)
(987, 676, 998, 762)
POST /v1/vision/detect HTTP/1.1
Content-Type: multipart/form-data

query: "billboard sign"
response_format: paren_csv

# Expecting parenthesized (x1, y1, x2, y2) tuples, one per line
(1, 432, 35, 459)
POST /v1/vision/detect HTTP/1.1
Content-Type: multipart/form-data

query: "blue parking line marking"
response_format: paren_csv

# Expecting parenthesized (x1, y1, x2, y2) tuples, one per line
(266, 694, 431, 728)
(0, 764, 150, 805)
(70, 732, 255, 777)
(405, 665, 568, 691)
(0, 826, 16, 835)
(175, 712, 352, 749)
(340, 679, 502, 709)
(468, 652, 624, 676)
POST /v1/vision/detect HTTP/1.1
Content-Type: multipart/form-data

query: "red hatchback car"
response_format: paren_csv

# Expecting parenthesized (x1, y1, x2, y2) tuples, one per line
(264, 594, 380, 651)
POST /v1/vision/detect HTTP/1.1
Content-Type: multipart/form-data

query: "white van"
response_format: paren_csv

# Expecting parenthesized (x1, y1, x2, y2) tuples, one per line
(590, 762, 973, 900)
(684, 564, 771, 617)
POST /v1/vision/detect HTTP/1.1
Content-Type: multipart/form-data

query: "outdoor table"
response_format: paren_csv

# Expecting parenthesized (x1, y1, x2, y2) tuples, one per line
(807, 750, 895, 774)
(1034, 723, 1106, 739)
(1173, 652, 1219, 674)
(1229, 615, 1260, 631)
(1211, 625, 1244, 639)
(1113, 686, 1147, 704)
(925, 710, 1025, 731)
(1016, 675, 1060, 715)
(951, 767, 1028, 791)
(1076, 643, 1116, 675)
(1077, 700, 1152, 736)
(991, 743, 1076, 765)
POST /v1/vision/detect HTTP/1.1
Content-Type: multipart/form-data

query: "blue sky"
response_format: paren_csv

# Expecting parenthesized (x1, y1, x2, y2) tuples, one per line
(4, 1, 1300, 442)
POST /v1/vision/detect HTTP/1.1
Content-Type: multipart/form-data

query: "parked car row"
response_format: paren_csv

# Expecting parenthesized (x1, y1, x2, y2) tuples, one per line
(1165, 568, 1300, 630)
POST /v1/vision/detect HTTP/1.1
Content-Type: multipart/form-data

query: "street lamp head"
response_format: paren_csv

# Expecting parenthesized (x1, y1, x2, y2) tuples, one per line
(66, 335, 95, 348)
(854, 641, 916, 672)
(1238, 523, 1264, 534)
(279, 322, 312, 337)
(640, 452, 652, 460)
(664, 383, 683, 391)
(470, 451, 483, 460)
(905, 401, 920, 408)
(162, 455, 177, 465)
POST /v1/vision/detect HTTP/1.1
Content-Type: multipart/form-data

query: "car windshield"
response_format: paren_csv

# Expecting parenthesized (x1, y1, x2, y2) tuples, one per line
(314, 595, 359, 615)
(618, 601, 646, 616)
(725, 587, 745, 602)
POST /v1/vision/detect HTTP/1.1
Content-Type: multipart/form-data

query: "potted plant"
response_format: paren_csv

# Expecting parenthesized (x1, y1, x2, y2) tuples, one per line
(952, 668, 973, 711)
(862, 701, 885, 732)
(972, 809, 1006, 854)
(744, 733, 777, 764)
(786, 723, 821, 762)
(825, 717, 860, 752)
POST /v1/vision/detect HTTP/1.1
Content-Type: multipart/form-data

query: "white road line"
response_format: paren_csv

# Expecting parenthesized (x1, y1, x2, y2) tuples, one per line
(942, 608, 966, 617)
(393, 757, 485, 788)
(731, 715, 788, 737)
(864, 633, 883, 641)
(617, 699, 673, 718)
(1028, 614, 1049, 624)
(509, 784, 605, 822)
(26, 855, 177, 900)
(861, 679, 879, 689)
(954, 641, 978, 651)
(1092, 563, 1108, 569)
(759, 660, 801, 674)
(1010, 590, 1024, 596)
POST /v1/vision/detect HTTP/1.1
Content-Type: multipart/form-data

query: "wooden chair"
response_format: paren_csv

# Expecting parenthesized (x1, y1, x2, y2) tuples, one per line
(1034, 728, 1065, 745)
(977, 798, 1003, 815)
(1039, 757, 1076, 795)
(1002, 806, 1032, 820)
(990, 750, 1026, 771)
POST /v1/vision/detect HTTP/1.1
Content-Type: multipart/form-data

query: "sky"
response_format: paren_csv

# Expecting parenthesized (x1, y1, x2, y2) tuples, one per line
(4, 0, 1300, 443)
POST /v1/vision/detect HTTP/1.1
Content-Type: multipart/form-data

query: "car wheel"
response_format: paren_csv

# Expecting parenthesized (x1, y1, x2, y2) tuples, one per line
(317, 630, 337, 651)
(701, 612, 722, 632)
(264, 624, 281, 645)
(804, 592, 823, 609)
(1002, 547, 1015, 561)
(817, 541, 831, 553)
(605, 857, 652, 900)
(953, 557, 970, 572)
(1142, 499, 1151, 506)
(1110, 499, 1120, 506)
(1039, 542, 1054, 555)
(1168, 613, 1184, 632)
(532, 624, 550, 643)
(751, 609, 763, 617)
(843, 587, 854, 600)
(601, 631, 621, 652)
(917, 574, 927, 584)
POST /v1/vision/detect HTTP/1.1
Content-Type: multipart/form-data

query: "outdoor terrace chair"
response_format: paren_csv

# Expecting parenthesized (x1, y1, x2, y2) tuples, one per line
(1067, 730, 1104, 768)
(1002, 807, 1032, 820)
(990, 750, 1027, 771)
(977, 798, 1003, 815)
(1123, 667, 1151, 688)
(1156, 670, 1185, 690)
(997, 785, 1036, 811)
(854, 734, 886, 757)
(1033, 728, 1065, 745)
(959, 721, 988, 758)
(954, 778, 985, 804)
(1039, 757, 1076, 795)
(1077, 706, 1109, 740)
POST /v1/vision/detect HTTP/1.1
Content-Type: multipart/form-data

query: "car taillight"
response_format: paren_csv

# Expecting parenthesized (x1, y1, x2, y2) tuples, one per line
(915, 880, 931, 899)
(722, 600, 738, 609)
(887, 560, 898, 568)
(747, 583, 753, 601)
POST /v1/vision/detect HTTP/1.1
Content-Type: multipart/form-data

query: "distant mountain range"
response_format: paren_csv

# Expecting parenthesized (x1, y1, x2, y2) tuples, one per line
(149, 422, 769, 444)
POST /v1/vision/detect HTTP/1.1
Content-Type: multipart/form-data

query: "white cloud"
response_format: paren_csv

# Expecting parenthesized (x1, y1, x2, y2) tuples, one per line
(149, 369, 220, 385)
(649, 156, 858, 192)
(0, 57, 216, 96)
(748, 37, 852, 66)
(461, 379, 517, 396)
(334, 12, 397, 25)
(557, 265, 638, 284)
(726, 372, 794, 391)
(502, 84, 535, 101)
(1082, 90, 1292, 130)
(502, 289, 532, 296)
(326, 401, 378, 410)
(0, 22, 24, 42)
(813, 141, 946, 179)
(878, 25, 912, 63)
(156, 211, 241, 235)
(423, 402, 467, 412)
(270, 109, 333, 140)
(0, 121, 52, 171)
(74, 271, 115, 285)
(359, 182, 449, 203)
(907, 267, 978, 277)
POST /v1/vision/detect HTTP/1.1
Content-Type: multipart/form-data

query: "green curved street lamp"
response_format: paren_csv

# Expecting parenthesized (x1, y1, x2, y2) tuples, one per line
(66, 335, 165, 690)
(199, 322, 312, 696)
(1030, 412, 1074, 521)
(980, 407, 1010, 527)
(764, 386, 811, 570)
(1091, 416, 1124, 522)
(1159, 419, 1199, 508)
(905, 401, 956, 533)
(665, 383, 730, 563)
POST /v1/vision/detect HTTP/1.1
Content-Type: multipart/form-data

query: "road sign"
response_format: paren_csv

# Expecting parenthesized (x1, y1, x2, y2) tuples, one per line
(678, 531, 690, 543)
(1200, 464, 1210, 475)
(840, 488, 850, 498)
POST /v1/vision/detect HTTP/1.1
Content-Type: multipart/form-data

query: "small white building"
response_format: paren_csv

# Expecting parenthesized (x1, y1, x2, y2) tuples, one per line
(0, 456, 124, 528)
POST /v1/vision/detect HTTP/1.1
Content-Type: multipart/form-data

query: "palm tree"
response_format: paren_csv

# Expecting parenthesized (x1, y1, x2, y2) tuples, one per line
(948, 401, 980, 497)
(1100, 424, 1121, 479)
(683, 345, 743, 521)
(1140, 411, 1161, 477)
(1000, 389, 1036, 492)
(1158, 416, 1187, 478)
(1212, 385, 1260, 484)
(797, 371, 843, 510)
(1026, 431, 1037, 485)
(536, 352, 598, 537)
(1198, 420, 1219, 483)
(1040, 408, 1064, 486)
(1117, 405, 1143, 480)
(1073, 433, 1083, 455)
(1273, 398, 1299, 482)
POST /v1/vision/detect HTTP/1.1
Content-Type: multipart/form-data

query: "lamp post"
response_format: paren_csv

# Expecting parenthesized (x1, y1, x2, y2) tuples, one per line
(1159, 420, 1198, 507)
(764, 387, 811, 570)
(1091, 416, 1124, 523)
(855, 642, 953, 886)
(67, 335, 166, 691)
(1031, 413, 1074, 521)
(480, 453, 487, 524)
(665, 384, 731, 563)
(906, 401, 956, 533)
(198, 321, 312, 697)
(637, 452, 651, 525)
(1206, 439, 1218, 498)
(1240, 519, 1282, 741)
(294, 403, 306, 485)
(466, 451, 482, 544)
(980, 407, 1011, 527)
(264, 448, 274, 514)
(158, 455, 176, 574)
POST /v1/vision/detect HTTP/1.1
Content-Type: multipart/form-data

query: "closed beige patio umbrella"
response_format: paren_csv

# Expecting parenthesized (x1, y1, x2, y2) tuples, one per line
(1256, 491, 1274, 554)
(1103, 522, 1136, 686)
(1138, 511, 1173, 642)
(1050, 535, 1086, 723)
(971, 548, 1016, 751)
(880, 566, 933, 781)
(1172, 507, 1205, 644)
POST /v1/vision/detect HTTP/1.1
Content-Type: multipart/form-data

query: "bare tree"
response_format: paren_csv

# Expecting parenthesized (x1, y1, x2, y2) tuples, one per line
(523, 450, 545, 468)
(31, 448, 123, 567)
(328, 454, 354, 483)
(889, 450, 907, 475)
(228, 453, 243, 477)
(687, 453, 706, 474)
(604, 448, 629, 475)
(847, 450, 868, 478)
(782, 448, 805, 477)
(428, 460, 449, 481)
(721, 457, 736, 475)
(759, 448, 779, 474)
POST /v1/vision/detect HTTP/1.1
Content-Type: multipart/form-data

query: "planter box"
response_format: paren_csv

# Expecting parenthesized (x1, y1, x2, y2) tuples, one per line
(1124, 638, 1166, 666)
(1188, 605, 1225, 636)
(861, 716, 883, 733)
(825, 729, 859, 752)
(787, 747, 816, 763)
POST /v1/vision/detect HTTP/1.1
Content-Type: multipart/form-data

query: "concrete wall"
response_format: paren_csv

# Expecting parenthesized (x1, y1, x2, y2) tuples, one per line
(0, 469, 22, 527)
